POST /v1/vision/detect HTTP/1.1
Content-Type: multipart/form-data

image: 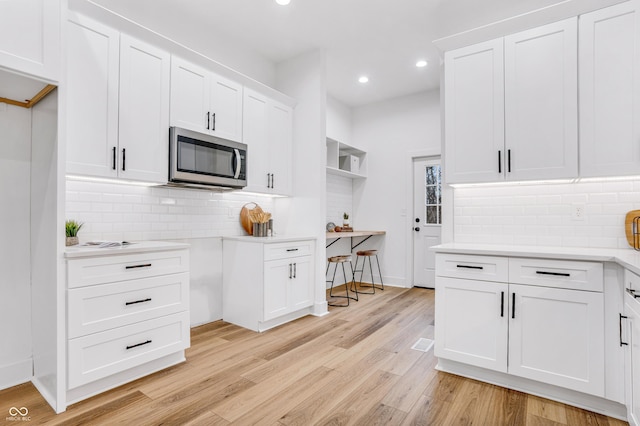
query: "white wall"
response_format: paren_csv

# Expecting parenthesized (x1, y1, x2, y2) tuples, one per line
(352, 90, 441, 287)
(454, 178, 640, 249)
(0, 104, 32, 389)
(326, 95, 353, 145)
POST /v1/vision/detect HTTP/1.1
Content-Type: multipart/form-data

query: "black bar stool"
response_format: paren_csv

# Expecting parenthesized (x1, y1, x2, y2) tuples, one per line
(353, 249, 384, 294)
(326, 255, 358, 307)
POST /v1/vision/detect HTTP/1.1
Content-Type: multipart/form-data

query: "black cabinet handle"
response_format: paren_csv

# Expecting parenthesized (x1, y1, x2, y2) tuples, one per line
(125, 263, 152, 270)
(511, 293, 516, 319)
(536, 271, 570, 277)
(267, 173, 271, 188)
(294, 263, 297, 278)
(500, 291, 504, 317)
(507, 149, 511, 173)
(112, 147, 116, 170)
(271, 173, 274, 189)
(620, 314, 629, 347)
(206, 111, 210, 130)
(628, 288, 640, 298)
(122, 148, 126, 171)
(212, 112, 216, 131)
(456, 265, 483, 270)
(125, 298, 152, 306)
(126, 340, 152, 350)
(498, 150, 502, 174)
(289, 263, 292, 279)
(286, 248, 299, 252)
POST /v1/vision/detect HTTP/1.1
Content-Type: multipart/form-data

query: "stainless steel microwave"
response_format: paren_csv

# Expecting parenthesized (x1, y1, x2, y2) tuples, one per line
(169, 127, 247, 189)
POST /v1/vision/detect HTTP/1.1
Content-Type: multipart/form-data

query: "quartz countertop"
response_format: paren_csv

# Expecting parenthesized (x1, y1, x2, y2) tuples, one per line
(432, 243, 640, 276)
(222, 235, 317, 243)
(64, 240, 190, 259)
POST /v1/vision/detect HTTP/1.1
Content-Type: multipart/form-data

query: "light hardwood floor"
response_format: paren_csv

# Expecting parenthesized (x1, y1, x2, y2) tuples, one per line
(0, 286, 630, 425)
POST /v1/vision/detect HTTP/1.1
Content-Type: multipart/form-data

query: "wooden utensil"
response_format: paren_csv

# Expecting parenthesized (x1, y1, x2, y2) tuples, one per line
(624, 209, 640, 249)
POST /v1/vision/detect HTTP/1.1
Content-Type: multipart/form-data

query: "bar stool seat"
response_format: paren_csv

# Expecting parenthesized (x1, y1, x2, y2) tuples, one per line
(326, 255, 358, 307)
(353, 249, 384, 294)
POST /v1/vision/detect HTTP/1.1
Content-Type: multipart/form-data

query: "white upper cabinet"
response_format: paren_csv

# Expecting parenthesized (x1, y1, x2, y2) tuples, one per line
(0, 0, 60, 81)
(268, 100, 293, 196)
(579, 2, 640, 177)
(66, 13, 120, 179)
(444, 39, 504, 184)
(118, 34, 170, 183)
(504, 18, 578, 181)
(444, 18, 578, 184)
(170, 56, 243, 142)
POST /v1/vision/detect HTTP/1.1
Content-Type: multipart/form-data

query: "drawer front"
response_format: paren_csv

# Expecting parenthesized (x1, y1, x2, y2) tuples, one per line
(625, 268, 640, 295)
(436, 254, 508, 283)
(264, 240, 314, 261)
(509, 258, 603, 292)
(68, 273, 190, 338)
(68, 250, 189, 288)
(67, 311, 190, 389)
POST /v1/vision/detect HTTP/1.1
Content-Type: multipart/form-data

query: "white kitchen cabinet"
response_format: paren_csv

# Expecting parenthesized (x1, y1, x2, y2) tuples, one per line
(625, 289, 640, 426)
(223, 237, 315, 332)
(444, 18, 578, 184)
(64, 242, 190, 404)
(0, 0, 60, 81)
(242, 88, 293, 196)
(170, 57, 243, 142)
(326, 138, 368, 179)
(444, 39, 504, 184)
(118, 34, 170, 183)
(579, 2, 640, 177)
(435, 253, 605, 397)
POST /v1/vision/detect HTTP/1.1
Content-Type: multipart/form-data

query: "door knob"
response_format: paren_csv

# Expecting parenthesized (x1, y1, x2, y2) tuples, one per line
(414, 227, 420, 232)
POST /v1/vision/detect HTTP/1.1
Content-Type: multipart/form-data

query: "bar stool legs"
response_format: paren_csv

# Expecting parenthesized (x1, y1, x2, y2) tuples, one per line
(353, 250, 384, 294)
(326, 255, 358, 307)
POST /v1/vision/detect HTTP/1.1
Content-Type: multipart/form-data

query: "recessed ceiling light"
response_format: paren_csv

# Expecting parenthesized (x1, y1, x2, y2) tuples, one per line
(358, 76, 369, 84)
(275, 0, 290, 5)
(416, 60, 428, 68)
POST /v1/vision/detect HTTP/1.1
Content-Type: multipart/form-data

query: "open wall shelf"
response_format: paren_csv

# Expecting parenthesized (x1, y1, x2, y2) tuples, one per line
(326, 137, 367, 179)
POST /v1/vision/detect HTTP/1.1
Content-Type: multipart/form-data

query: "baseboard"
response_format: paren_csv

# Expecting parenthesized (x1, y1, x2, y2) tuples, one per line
(32, 375, 61, 414)
(312, 301, 329, 316)
(0, 358, 32, 391)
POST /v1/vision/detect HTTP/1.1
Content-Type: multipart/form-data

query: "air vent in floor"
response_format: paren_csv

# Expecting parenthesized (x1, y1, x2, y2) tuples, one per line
(411, 338, 434, 352)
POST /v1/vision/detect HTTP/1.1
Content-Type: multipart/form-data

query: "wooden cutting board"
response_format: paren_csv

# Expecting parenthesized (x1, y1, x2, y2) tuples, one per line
(625, 210, 640, 248)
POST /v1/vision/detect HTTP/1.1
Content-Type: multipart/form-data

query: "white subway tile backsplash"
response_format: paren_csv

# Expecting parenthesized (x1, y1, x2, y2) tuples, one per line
(453, 178, 640, 249)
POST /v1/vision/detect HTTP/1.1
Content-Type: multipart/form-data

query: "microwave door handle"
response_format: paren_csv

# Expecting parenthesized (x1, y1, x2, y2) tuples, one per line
(233, 149, 241, 179)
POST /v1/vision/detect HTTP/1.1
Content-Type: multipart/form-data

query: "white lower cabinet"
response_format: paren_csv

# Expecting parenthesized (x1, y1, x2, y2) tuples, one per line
(435, 253, 605, 397)
(624, 274, 640, 426)
(223, 237, 315, 332)
(65, 243, 190, 401)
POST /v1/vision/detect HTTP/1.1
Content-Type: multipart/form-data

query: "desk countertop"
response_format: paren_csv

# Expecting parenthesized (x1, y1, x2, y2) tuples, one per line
(326, 230, 386, 239)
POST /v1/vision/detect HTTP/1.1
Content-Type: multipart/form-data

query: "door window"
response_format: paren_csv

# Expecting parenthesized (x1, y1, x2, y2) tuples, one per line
(424, 164, 442, 225)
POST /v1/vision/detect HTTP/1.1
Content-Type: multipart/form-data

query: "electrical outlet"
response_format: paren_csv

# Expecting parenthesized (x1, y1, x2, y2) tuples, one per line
(228, 207, 235, 218)
(571, 203, 585, 221)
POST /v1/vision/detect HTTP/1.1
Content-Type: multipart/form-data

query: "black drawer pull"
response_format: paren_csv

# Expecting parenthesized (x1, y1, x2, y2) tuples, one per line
(456, 265, 483, 270)
(512, 293, 516, 319)
(125, 298, 152, 306)
(125, 263, 152, 270)
(620, 314, 629, 347)
(500, 291, 504, 317)
(126, 340, 152, 350)
(535, 271, 570, 277)
(286, 248, 299, 252)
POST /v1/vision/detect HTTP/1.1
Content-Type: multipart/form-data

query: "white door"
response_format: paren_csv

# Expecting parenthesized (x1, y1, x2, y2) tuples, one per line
(508, 284, 605, 397)
(625, 295, 640, 425)
(504, 18, 578, 181)
(170, 57, 210, 133)
(209, 73, 243, 142)
(290, 256, 313, 311)
(242, 88, 269, 193)
(263, 258, 290, 321)
(434, 277, 508, 372)
(268, 101, 293, 196)
(413, 158, 441, 288)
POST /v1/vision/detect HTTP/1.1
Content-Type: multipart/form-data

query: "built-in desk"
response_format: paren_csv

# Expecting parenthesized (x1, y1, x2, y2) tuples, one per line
(326, 230, 385, 250)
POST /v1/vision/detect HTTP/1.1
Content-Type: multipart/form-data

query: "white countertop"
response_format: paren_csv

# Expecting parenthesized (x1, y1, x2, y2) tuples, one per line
(222, 235, 317, 243)
(64, 240, 190, 259)
(432, 243, 640, 276)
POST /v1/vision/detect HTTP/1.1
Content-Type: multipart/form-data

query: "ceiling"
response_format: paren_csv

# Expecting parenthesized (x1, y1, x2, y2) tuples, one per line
(89, 0, 566, 107)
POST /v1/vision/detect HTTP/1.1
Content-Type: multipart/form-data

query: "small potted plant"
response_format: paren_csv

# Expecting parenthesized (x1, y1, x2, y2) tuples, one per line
(65, 220, 84, 246)
(343, 212, 350, 227)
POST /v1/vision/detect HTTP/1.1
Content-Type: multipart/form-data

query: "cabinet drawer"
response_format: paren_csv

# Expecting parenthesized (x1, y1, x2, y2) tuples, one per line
(509, 258, 603, 292)
(68, 273, 189, 338)
(436, 254, 508, 283)
(67, 311, 189, 389)
(625, 269, 640, 295)
(264, 240, 313, 261)
(68, 250, 189, 288)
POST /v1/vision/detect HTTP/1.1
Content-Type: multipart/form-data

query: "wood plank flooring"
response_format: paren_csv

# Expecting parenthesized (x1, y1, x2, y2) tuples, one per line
(0, 286, 629, 425)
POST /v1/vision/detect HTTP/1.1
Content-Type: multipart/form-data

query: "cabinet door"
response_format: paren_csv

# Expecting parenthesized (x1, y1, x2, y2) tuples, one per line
(504, 18, 578, 181)
(268, 100, 293, 196)
(509, 284, 604, 396)
(626, 295, 640, 426)
(291, 256, 313, 311)
(242, 88, 270, 193)
(66, 14, 119, 178)
(434, 277, 508, 372)
(580, 3, 640, 177)
(0, 0, 59, 81)
(210, 73, 243, 142)
(264, 258, 291, 321)
(118, 34, 170, 183)
(170, 57, 210, 133)
(444, 38, 504, 184)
